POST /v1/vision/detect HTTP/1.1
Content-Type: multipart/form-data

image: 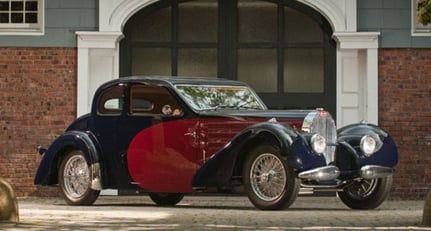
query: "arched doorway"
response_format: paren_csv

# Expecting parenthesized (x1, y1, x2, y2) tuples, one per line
(119, 0, 336, 115)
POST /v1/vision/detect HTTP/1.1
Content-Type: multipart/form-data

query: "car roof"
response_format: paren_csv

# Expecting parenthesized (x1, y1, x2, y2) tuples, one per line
(108, 76, 250, 87)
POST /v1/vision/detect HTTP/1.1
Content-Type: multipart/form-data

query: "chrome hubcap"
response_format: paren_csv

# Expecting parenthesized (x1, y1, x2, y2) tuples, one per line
(250, 153, 286, 201)
(63, 154, 90, 199)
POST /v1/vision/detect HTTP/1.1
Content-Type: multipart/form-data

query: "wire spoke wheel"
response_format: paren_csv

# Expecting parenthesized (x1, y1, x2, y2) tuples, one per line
(59, 150, 100, 205)
(344, 179, 378, 200)
(338, 176, 392, 210)
(63, 154, 91, 198)
(243, 143, 299, 210)
(250, 153, 287, 202)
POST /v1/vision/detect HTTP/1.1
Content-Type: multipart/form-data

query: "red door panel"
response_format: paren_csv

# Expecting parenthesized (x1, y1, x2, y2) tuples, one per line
(127, 119, 200, 192)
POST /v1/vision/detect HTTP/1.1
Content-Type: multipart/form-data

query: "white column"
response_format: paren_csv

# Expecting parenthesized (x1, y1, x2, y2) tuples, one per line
(332, 32, 380, 126)
(365, 47, 379, 124)
(76, 31, 124, 116)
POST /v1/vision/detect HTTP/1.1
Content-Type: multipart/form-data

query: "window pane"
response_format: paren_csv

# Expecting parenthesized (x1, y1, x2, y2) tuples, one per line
(238, 0, 277, 43)
(413, 0, 431, 33)
(0, 13, 8, 22)
(284, 7, 323, 43)
(11, 13, 22, 23)
(284, 48, 324, 93)
(25, 13, 37, 23)
(0, 2, 10, 11)
(132, 48, 171, 76)
(25, 1, 37, 11)
(11, 1, 23, 11)
(178, 48, 217, 77)
(98, 86, 124, 115)
(238, 49, 277, 92)
(178, 0, 217, 42)
(130, 7, 171, 42)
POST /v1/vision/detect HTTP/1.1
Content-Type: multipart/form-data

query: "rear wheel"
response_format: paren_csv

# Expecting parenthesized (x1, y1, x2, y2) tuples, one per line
(149, 192, 184, 206)
(58, 150, 100, 205)
(243, 143, 299, 210)
(338, 176, 392, 209)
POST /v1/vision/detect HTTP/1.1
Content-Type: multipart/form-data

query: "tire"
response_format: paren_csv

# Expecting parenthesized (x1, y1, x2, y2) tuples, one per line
(58, 150, 100, 205)
(338, 176, 392, 210)
(149, 193, 184, 206)
(243, 143, 299, 210)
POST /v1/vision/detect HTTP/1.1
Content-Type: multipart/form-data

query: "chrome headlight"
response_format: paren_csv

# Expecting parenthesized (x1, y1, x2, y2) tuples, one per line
(360, 135, 376, 156)
(360, 134, 382, 156)
(311, 134, 326, 154)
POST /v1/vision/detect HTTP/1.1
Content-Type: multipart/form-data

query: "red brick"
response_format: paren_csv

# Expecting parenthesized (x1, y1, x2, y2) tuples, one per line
(379, 48, 431, 199)
(0, 47, 76, 197)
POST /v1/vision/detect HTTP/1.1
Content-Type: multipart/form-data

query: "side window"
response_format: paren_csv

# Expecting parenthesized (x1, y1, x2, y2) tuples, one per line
(0, 0, 44, 35)
(130, 85, 183, 116)
(97, 86, 124, 115)
(413, 0, 431, 35)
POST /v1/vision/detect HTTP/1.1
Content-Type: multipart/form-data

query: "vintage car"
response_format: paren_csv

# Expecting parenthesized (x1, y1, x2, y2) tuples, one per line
(34, 76, 398, 210)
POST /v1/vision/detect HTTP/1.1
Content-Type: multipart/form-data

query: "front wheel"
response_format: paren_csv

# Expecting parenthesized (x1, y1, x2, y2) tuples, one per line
(149, 193, 184, 206)
(58, 150, 100, 205)
(243, 143, 299, 210)
(338, 176, 392, 209)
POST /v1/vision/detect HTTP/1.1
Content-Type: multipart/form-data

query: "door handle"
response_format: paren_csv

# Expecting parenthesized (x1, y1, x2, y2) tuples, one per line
(185, 131, 197, 139)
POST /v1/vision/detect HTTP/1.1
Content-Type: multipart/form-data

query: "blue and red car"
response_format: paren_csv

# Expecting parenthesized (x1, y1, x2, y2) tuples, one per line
(35, 76, 398, 210)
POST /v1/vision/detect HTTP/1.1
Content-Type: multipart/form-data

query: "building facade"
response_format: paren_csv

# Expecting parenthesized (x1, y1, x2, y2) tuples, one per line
(0, 0, 429, 199)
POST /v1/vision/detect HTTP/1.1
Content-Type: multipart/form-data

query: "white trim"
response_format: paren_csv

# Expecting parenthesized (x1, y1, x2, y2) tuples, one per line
(100, 0, 357, 33)
(332, 32, 380, 126)
(298, 0, 356, 32)
(332, 32, 380, 49)
(100, 0, 159, 32)
(0, 0, 45, 35)
(76, 31, 124, 116)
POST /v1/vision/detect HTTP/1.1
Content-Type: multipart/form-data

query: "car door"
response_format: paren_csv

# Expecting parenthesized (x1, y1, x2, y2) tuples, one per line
(93, 83, 133, 188)
(125, 84, 202, 193)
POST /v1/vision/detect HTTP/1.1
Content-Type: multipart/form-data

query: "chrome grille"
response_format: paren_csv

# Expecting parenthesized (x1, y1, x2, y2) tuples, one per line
(302, 109, 337, 164)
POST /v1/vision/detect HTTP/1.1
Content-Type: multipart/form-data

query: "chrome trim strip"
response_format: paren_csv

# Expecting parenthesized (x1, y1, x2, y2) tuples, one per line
(360, 165, 394, 179)
(298, 166, 340, 181)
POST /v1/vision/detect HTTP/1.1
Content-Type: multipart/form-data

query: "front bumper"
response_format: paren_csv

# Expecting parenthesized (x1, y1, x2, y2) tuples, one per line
(298, 166, 340, 181)
(360, 165, 393, 179)
(298, 165, 393, 182)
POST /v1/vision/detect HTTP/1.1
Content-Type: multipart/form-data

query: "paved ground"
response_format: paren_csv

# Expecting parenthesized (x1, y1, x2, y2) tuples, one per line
(1, 195, 431, 230)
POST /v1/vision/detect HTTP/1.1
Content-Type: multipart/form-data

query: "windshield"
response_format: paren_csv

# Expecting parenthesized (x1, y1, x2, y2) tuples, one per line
(174, 84, 266, 111)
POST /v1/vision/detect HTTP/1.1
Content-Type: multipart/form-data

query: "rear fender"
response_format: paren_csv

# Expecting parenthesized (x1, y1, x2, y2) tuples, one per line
(192, 122, 300, 188)
(34, 131, 102, 190)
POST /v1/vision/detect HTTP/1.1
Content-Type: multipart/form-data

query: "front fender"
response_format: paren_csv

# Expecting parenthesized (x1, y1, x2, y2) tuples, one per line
(34, 130, 102, 188)
(192, 122, 299, 188)
(336, 123, 398, 170)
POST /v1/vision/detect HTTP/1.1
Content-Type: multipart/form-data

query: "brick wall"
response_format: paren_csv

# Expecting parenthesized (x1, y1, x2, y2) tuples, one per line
(379, 48, 431, 200)
(0, 47, 77, 197)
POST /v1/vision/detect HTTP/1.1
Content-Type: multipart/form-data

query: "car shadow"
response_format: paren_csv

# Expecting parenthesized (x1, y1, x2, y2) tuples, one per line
(82, 202, 351, 211)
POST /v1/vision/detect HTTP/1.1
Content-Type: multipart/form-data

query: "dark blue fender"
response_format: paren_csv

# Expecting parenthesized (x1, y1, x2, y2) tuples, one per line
(335, 123, 398, 176)
(34, 130, 102, 186)
(192, 122, 326, 188)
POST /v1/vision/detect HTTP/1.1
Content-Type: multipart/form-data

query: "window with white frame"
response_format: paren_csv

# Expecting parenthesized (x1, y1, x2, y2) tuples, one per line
(0, 0, 43, 34)
(413, 0, 431, 35)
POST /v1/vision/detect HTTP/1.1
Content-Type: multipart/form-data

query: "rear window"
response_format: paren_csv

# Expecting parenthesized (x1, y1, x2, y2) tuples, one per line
(97, 86, 124, 115)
